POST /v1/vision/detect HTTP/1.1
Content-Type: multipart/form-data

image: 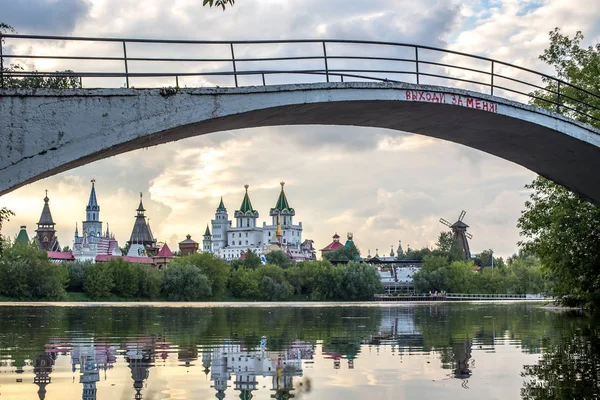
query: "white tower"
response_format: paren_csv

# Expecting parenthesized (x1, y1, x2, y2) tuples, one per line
(211, 197, 230, 254)
(82, 180, 102, 238)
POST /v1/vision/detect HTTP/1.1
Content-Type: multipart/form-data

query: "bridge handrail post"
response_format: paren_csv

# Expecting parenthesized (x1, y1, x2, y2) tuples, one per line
(322, 41, 329, 83)
(556, 80, 561, 113)
(415, 46, 420, 85)
(490, 61, 494, 96)
(0, 32, 4, 89)
(230, 43, 238, 88)
(122, 41, 129, 88)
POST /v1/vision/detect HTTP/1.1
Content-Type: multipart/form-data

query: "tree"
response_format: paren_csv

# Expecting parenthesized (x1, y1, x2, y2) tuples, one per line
(108, 259, 140, 298)
(65, 261, 90, 292)
(341, 261, 383, 300)
(0, 207, 14, 256)
(163, 263, 212, 301)
(178, 252, 230, 295)
(84, 263, 114, 299)
(531, 28, 600, 125)
(0, 240, 67, 300)
(203, 0, 235, 10)
(519, 28, 600, 309)
(518, 176, 600, 308)
(436, 232, 454, 253)
(265, 250, 294, 269)
(323, 243, 360, 262)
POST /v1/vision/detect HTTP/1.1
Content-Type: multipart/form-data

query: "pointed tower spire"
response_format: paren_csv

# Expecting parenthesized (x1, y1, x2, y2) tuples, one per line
(75, 222, 79, 237)
(217, 196, 226, 211)
(274, 181, 291, 211)
(204, 224, 211, 237)
(105, 222, 110, 238)
(137, 192, 145, 215)
(238, 184, 255, 214)
(86, 179, 99, 212)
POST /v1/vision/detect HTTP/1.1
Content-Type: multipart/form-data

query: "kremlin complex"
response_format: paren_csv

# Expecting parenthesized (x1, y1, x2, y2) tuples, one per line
(17, 180, 321, 266)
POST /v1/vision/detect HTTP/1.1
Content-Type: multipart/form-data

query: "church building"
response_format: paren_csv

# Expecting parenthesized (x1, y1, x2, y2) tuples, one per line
(72, 180, 122, 262)
(205, 182, 315, 262)
(35, 191, 61, 252)
(126, 193, 158, 257)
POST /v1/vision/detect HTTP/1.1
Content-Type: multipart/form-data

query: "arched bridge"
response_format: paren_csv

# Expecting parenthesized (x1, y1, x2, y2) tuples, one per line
(1, 35, 599, 201)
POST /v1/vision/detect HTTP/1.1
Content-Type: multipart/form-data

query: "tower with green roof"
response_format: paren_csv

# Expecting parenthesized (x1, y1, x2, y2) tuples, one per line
(234, 185, 259, 226)
(15, 226, 30, 244)
(211, 196, 231, 254)
(264, 182, 302, 247)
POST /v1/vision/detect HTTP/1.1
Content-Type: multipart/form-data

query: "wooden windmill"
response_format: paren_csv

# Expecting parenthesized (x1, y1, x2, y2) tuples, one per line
(440, 210, 473, 260)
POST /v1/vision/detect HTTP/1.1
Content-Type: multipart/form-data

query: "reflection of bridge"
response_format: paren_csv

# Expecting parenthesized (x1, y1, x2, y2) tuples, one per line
(1, 36, 600, 202)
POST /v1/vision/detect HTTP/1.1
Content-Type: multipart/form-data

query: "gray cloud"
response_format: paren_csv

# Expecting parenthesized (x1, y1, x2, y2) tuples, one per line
(2, 0, 90, 35)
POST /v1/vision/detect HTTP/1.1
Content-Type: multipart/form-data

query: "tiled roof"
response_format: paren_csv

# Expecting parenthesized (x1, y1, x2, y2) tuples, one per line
(237, 185, 255, 214)
(47, 251, 74, 260)
(37, 193, 55, 226)
(320, 241, 344, 252)
(86, 180, 99, 211)
(156, 243, 174, 258)
(274, 182, 294, 212)
(217, 197, 226, 210)
(95, 255, 154, 264)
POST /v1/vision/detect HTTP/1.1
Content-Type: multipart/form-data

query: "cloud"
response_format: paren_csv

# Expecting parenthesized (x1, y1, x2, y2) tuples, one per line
(2, 0, 90, 35)
(3, 0, 597, 259)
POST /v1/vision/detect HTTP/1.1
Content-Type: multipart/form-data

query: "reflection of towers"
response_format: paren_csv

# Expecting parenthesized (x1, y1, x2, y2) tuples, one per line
(80, 349, 100, 400)
(210, 346, 231, 400)
(33, 352, 55, 400)
(202, 350, 212, 377)
(126, 343, 154, 400)
(452, 339, 473, 380)
(208, 341, 313, 400)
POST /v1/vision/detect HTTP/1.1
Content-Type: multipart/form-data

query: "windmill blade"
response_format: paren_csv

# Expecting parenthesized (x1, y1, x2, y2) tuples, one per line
(466, 232, 473, 239)
(459, 210, 466, 221)
(439, 218, 452, 227)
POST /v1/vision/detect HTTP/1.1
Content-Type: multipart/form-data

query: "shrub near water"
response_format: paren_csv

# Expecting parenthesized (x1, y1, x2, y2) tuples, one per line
(0, 241, 67, 300)
(163, 263, 212, 301)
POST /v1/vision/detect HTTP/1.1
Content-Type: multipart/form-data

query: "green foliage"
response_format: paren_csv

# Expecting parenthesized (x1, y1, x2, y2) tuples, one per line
(520, 29, 600, 309)
(341, 261, 383, 300)
(294, 260, 344, 300)
(203, 0, 235, 10)
(403, 246, 432, 261)
(0, 241, 67, 300)
(84, 263, 114, 299)
(229, 267, 260, 299)
(66, 261, 90, 291)
(518, 176, 600, 308)
(163, 263, 212, 301)
(531, 28, 600, 125)
(138, 266, 163, 298)
(435, 232, 454, 253)
(414, 253, 544, 295)
(323, 242, 360, 262)
(108, 259, 141, 298)
(177, 253, 230, 294)
(265, 250, 294, 269)
(0, 207, 14, 257)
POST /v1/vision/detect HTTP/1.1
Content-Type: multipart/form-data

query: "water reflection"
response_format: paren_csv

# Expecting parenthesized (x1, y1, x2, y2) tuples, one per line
(0, 304, 596, 399)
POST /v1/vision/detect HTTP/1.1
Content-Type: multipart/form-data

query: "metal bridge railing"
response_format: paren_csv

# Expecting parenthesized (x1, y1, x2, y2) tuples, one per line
(1, 34, 599, 123)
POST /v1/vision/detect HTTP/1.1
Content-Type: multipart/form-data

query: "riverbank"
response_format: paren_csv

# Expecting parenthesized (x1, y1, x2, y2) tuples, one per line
(0, 299, 551, 308)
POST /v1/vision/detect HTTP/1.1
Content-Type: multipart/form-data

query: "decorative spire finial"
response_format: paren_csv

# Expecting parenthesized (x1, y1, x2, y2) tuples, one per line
(91, 179, 95, 187)
(280, 181, 285, 188)
(244, 184, 249, 192)
(140, 192, 143, 199)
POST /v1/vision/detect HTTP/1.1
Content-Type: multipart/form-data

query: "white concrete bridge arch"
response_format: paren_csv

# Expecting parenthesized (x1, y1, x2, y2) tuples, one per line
(1, 81, 599, 203)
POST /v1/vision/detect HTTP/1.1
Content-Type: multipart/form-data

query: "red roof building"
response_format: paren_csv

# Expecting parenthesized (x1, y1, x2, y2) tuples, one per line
(47, 251, 75, 262)
(94, 255, 155, 264)
(320, 233, 344, 258)
(154, 243, 175, 269)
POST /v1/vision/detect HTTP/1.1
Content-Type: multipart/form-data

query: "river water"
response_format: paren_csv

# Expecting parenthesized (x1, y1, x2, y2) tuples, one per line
(0, 302, 596, 400)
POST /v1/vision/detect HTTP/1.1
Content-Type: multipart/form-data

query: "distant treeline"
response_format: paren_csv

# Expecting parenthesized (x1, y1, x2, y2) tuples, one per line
(0, 241, 383, 301)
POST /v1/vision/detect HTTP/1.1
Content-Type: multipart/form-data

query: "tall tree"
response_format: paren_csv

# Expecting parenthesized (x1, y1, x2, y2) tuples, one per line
(519, 28, 600, 309)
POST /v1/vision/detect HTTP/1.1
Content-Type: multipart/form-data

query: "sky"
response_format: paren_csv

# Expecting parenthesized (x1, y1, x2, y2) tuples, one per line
(1, 0, 599, 259)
